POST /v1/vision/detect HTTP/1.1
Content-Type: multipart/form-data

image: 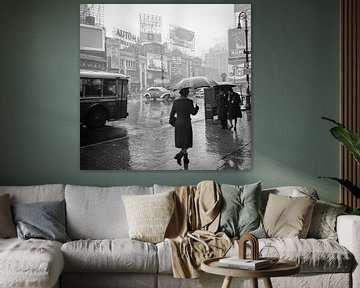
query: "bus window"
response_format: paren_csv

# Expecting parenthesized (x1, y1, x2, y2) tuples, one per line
(121, 81, 129, 100)
(83, 78, 101, 97)
(103, 79, 117, 96)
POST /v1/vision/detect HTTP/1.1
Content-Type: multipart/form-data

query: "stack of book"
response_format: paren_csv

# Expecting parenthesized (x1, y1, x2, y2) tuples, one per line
(218, 257, 271, 270)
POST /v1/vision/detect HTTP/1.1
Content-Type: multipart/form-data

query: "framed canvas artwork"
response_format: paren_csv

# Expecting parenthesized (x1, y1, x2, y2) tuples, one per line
(80, 4, 252, 171)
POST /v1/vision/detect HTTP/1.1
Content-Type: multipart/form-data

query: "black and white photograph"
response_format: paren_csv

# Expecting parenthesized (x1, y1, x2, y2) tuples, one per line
(80, 4, 252, 170)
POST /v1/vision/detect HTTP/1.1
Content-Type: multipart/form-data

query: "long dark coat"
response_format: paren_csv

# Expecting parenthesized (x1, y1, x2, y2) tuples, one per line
(169, 97, 199, 149)
(228, 92, 242, 119)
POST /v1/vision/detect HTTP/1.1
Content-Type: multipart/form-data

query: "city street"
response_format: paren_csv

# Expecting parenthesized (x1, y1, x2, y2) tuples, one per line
(80, 97, 251, 170)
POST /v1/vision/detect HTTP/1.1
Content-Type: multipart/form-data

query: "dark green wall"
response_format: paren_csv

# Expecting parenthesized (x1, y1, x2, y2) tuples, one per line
(0, 0, 340, 202)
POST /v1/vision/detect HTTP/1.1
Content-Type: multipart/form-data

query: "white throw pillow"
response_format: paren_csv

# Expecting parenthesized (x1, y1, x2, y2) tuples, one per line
(122, 191, 175, 243)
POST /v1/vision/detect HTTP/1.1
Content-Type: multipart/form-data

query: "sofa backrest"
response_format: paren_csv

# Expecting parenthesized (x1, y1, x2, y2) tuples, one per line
(0, 184, 65, 204)
(153, 184, 176, 194)
(261, 186, 319, 213)
(65, 184, 154, 240)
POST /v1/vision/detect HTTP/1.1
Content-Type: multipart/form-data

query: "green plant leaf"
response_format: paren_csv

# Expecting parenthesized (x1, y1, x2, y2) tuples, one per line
(330, 127, 360, 165)
(322, 117, 360, 165)
(318, 177, 360, 198)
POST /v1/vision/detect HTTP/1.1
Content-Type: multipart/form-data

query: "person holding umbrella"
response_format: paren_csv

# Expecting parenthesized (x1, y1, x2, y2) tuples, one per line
(227, 89, 242, 130)
(169, 87, 199, 166)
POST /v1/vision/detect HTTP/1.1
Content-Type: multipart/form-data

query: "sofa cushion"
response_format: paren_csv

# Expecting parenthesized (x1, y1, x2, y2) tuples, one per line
(153, 184, 176, 194)
(65, 185, 154, 239)
(263, 193, 316, 238)
(0, 184, 65, 204)
(12, 200, 70, 243)
(0, 238, 64, 288)
(257, 238, 354, 273)
(61, 239, 158, 273)
(307, 200, 347, 240)
(0, 194, 16, 238)
(157, 237, 353, 274)
(261, 186, 319, 213)
(218, 182, 266, 238)
(122, 191, 175, 243)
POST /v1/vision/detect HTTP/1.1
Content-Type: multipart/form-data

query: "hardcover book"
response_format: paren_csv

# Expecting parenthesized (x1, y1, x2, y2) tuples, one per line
(218, 257, 271, 270)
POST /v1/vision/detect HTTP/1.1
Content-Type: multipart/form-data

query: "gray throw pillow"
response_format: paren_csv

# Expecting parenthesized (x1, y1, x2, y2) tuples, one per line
(218, 182, 266, 238)
(307, 200, 347, 240)
(12, 200, 70, 243)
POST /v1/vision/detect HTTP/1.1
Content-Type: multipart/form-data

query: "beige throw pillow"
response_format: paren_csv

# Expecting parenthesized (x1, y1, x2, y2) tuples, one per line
(0, 194, 17, 238)
(263, 193, 316, 238)
(122, 191, 175, 243)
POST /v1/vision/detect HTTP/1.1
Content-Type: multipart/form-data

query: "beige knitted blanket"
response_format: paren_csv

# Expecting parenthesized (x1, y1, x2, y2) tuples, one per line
(165, 180, 231, 279)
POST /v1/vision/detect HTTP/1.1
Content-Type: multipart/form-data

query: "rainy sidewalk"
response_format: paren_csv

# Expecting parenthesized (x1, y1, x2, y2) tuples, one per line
(174, 111, 252, 170)
(80, 109, 251, 170)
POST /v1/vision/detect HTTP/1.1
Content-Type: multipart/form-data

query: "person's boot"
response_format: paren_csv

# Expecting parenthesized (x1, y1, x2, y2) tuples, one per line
(183, 153, 189, 165)
(174, 153, 183, 166)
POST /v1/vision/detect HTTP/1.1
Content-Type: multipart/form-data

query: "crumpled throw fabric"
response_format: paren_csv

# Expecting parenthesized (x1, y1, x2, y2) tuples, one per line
(165, 180, 231, 279)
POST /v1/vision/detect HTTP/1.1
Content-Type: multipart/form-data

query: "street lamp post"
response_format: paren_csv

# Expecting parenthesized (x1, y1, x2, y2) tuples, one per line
(160, 53, 165, 87)
(237, 11, 251, 110)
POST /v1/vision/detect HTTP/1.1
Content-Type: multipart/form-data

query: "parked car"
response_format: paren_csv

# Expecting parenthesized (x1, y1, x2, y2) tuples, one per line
(143, 87, 175, 101)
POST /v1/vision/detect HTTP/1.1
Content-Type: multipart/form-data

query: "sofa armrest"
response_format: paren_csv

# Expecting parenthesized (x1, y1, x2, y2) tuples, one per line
(337, 215, 360, 288)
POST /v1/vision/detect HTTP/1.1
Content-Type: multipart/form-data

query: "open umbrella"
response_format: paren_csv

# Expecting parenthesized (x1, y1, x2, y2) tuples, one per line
(173, 76, 218, 91)
(214, 82, 237, 87)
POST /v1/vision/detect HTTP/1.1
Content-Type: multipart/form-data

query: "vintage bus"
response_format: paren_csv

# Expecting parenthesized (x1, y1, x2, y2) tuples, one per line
(80, 70, 129, 129)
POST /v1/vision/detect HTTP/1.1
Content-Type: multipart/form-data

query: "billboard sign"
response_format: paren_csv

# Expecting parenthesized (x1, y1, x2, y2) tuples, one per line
(228, 28, 245, 59)
(80, 24, 105, 51)
(147, 53, 168, 72)
(169, 25, 195, 48)
(139, 13, 162, 43)
(169, 25, 195, 55)
(228, 64, 248, 82)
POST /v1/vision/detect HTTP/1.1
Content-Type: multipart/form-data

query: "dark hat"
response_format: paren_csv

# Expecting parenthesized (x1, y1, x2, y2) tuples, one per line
(179, 87, 190, 96)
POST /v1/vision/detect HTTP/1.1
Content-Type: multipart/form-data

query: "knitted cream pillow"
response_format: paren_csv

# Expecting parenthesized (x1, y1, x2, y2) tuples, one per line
(122, 191, 175, 243)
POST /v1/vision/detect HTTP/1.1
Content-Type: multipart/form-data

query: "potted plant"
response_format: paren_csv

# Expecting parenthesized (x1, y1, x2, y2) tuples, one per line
(320, 117, 360, 215)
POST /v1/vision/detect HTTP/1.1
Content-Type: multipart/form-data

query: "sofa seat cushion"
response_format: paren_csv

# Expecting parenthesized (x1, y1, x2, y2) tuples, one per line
(0, 238, 64, 288)
(234, 238, 353, 273)
(62, 239, 158, 273)
(157, 238, 354, 274)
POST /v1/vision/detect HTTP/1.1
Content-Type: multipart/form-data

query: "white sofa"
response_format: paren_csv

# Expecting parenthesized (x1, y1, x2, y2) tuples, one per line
(0, 183, 359, 288)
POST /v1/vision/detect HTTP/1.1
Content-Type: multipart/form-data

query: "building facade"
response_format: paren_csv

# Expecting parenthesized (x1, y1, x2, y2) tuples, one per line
(79, 4, 251, 96)
(203, 42, 228, 82)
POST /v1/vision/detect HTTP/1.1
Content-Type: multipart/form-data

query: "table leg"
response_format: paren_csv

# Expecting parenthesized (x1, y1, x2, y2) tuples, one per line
(251, 278, 258, 288)
(221, 276, 233, 288)
(263, 277, 273, 288)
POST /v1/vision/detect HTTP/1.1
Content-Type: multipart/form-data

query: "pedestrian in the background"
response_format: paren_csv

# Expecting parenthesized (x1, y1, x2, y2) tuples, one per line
(216, 90, 229, 129)
(227, 90, 242, 130)
(169, 87, 199, 166)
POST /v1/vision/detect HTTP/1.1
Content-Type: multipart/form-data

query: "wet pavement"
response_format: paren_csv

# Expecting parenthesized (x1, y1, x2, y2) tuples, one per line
(80, 98, 251, 170)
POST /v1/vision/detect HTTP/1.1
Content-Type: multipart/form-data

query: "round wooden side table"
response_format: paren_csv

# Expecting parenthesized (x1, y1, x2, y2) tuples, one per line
(201, 257, 300, 288)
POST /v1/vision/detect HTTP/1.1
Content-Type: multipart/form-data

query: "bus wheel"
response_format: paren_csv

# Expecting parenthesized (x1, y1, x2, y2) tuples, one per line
(86, 107, 107, 130)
